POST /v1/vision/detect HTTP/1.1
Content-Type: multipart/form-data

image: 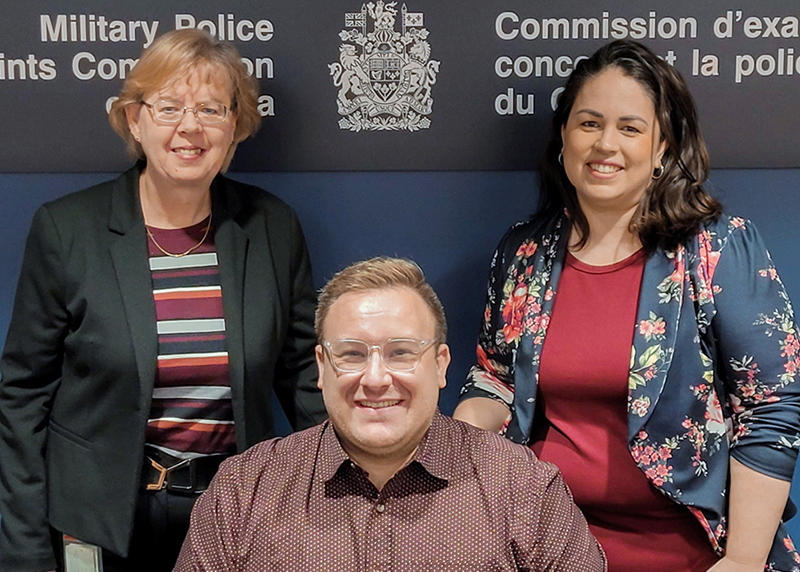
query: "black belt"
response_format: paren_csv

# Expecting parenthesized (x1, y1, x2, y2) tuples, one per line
(142, 448, 231, 494)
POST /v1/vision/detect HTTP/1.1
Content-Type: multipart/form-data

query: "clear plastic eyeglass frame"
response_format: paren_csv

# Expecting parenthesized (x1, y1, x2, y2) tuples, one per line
(322, 338, 438, 373)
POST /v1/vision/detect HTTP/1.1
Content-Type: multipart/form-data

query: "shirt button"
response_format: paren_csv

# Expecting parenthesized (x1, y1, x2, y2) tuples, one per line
(376, 503, 385, 513)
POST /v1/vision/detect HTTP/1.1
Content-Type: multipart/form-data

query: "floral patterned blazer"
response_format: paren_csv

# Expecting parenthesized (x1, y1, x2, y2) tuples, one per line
(460, 212, 800, 570)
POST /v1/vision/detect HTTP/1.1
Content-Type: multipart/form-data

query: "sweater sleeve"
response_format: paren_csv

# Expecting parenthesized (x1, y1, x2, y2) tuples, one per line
(459, 225, 529, 408)
(710, 219, 800, 480)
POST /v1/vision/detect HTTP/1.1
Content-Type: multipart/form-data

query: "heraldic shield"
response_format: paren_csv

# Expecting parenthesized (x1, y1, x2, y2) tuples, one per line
(329, 1, 440, 131)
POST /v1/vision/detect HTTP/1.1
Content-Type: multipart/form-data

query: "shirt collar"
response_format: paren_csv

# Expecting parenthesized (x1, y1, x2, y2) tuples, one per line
(318, 410, 454, 484)
(317, 420, 351, 483)
(410, 410, 454, 482)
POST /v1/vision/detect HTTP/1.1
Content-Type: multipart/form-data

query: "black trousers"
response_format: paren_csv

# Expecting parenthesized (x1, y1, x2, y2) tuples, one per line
(56, 488, 199, 572)
(104, 488, 199, 572)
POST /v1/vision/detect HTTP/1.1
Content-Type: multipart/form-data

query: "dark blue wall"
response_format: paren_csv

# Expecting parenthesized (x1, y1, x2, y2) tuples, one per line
(3, 169, 798, 412)
(1, 168, 799, 538)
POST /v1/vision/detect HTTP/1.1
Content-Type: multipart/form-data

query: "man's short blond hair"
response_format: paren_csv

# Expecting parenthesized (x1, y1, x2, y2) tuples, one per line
(315, 257, 447, 343)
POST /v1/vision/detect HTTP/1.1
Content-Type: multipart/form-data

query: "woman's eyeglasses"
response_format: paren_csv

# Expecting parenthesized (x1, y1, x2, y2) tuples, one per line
(140, 99, 230, 125)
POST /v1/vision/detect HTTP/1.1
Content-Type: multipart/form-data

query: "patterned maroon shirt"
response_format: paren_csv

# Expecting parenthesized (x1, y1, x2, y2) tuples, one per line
(175, 412, 606, 571)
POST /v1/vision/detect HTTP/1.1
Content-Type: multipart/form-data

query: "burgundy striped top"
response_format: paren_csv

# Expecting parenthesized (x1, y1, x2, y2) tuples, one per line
(145, 217, 236, 459)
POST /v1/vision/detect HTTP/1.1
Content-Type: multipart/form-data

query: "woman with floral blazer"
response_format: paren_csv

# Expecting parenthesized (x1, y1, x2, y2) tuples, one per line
(459, 212, 800, 569)
(455, 40, 800, 571)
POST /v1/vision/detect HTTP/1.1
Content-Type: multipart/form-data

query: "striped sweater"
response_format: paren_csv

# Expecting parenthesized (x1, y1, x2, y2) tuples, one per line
(145, 218, 235, 459)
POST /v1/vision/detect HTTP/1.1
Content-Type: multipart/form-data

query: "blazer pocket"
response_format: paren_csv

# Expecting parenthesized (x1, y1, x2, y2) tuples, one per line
(49, 419, 94, 451)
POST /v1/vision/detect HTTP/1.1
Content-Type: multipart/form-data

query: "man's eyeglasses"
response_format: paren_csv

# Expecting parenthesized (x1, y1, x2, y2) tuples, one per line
(322, 338, 438, 373)
(140, 99, 230, 125)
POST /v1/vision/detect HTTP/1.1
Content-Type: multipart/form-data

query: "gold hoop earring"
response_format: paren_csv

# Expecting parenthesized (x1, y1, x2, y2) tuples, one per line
(652, 165, 665, 180)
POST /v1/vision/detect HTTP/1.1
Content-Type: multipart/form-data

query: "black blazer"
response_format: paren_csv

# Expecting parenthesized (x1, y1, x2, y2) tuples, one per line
(0, 166, 326, 570)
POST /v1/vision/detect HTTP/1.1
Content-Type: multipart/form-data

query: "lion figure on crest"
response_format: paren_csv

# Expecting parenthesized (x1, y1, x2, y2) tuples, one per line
(329, 44, 370, 106)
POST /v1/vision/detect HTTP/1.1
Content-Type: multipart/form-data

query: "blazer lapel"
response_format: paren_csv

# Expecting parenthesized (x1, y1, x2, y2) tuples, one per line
(626, 246, 684, 441)
(507, 216, 569, 444)
(107, 167, 158, 410)
(210, 179, 250, 448)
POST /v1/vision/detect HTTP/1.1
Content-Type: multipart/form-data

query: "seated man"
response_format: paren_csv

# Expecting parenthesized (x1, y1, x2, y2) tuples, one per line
(175, 257, 605, 571)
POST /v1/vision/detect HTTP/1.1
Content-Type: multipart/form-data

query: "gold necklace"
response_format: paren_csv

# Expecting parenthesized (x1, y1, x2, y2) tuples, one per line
(146, 213, 212, 258)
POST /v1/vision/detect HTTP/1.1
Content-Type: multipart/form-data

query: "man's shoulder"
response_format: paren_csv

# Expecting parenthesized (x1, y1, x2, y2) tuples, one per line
(215, 423, 325, 483)
(438, 415, 555, 477)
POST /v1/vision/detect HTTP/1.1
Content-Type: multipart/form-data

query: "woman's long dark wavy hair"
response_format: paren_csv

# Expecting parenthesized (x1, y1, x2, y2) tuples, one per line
(538, 40, 722, 252)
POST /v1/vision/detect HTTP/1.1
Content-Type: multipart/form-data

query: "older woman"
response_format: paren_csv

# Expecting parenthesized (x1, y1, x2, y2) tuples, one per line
(455, 40, 800, 571)
(0, 29, 325, 571)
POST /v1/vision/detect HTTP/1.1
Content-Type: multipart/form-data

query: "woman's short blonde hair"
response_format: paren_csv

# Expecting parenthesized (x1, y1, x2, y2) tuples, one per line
(108, 28, 261, 172)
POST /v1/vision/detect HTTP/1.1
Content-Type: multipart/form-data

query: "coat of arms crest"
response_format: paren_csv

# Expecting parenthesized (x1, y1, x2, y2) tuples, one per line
(329, 2, 440, 131)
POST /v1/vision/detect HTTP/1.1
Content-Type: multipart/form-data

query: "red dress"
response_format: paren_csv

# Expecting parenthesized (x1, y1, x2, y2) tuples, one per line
(531, 250, 719, 572)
